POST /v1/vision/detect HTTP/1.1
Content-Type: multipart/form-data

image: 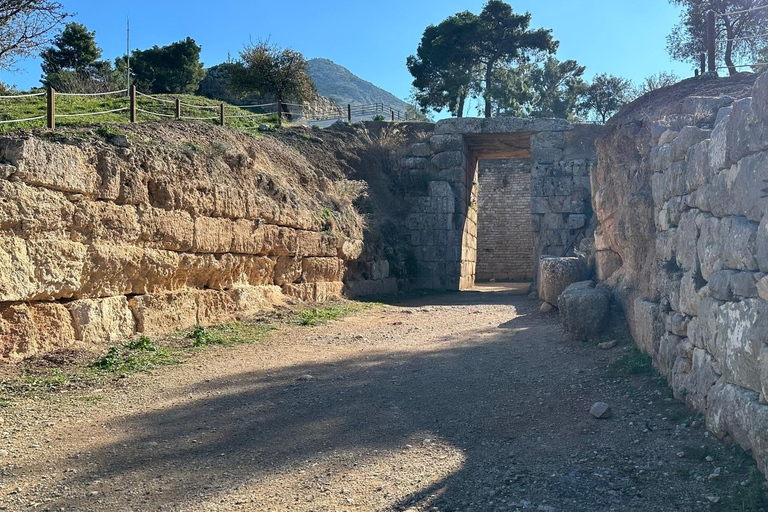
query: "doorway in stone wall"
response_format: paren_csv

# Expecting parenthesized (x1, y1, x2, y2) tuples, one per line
(475, 158, 535, 283)
(459, 132, 533, 290)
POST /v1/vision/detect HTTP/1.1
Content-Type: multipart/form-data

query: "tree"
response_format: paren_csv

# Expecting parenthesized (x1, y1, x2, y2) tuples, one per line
(473, 0, 558, 117)
(0, 0, 67, 71)
(407, 0, 557, 118)
(230, 40, 316, 118)
(491, 56, 587, 120)
(667, 0, 768, 75)
(582, 74, 633, 123)
(635, 71, 680, 97)
(40, 22, 99, 75)
(131, 37, 205, 94)
(407, 11, 479, 117)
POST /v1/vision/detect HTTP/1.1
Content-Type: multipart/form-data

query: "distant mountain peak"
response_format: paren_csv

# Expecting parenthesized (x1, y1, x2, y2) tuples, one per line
(307, 58, 409, 113)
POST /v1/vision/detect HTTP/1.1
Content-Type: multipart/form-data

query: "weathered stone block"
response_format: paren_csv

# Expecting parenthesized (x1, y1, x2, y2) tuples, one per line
(631, 298, 664, 355)
(568, 214, 587, 230)
(411, 142, 432, 157)
(538, 256, 586, 305)
(558, 281, 611, 341)
(0, 302, 77, 361)
(128, 292, 199, 335)
(430, 134, 463, 153)
(69, 296, 136, 344)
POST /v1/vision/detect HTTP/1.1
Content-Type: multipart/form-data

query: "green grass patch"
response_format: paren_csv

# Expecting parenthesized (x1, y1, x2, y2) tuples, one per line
(90, 336, 179, 374)
(604, 347, 654, 378)
(0, 91, 279, 135)
(713, 467, 768, 512)
(290, 303, 373, 326)
(189, 322, 275, 347)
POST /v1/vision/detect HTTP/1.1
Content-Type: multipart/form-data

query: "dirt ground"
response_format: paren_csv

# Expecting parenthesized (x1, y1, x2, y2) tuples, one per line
(1, 284, 766, 512)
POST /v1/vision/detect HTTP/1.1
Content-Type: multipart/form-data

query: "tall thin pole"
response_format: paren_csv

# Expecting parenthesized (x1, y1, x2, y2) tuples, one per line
(126, 15, 131, 90)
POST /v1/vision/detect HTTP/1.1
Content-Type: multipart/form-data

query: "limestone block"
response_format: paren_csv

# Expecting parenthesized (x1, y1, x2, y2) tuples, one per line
(302, 257, 345, 282)
(297, 231, 338, 257)
(665, 312, 689, 337)
(709, 108, 731, 173)
(730, 271, 762, 298)
(727, 98, 754, 163)
(708, 270, 739, 300)
(557, 281, 611, 341)
(194, 216, 233, 254)
(282, 282, 344, 302)
(676, 209, 700, 273)
(338, 239, 364, 261)
(595, 250, 622, 281)
(403, 157, 427, 169)
(0, 181, 74, 235)
(72, 200, 141, 245)
(752, 71, 768, 121)
(631, 298, 664, 355)
(433, 118, 484, 135)
(762, 345, 768, 403)
(759, 275, 768, 301)
(697, 215, 758, 281)
(68, 296, 135, 344)
(709, 149, 768, 223)
(758, 215, 768, 273)
(538, 256, 586, 305)
(568, 214, 586, 230)
(684, 139, 711, 193)
(274, 256, 301, 285)
(430, 134, 463, 153)
(719, 298, 768, 392)
(681, 95, 734, 125)
(431, 151, 463, 169)
(26, 238, 87, 301)
(229, 285, 285, 317)
(706, 381, 768, 475)
(195, 289, 238, 325)
(671, 126, 711, 162)
(656, 230, 676, 263)
(0, 235, 35, 302)
(137, 206, 194, 252)
(0, 138, 99, 195)
(658, 333, 683, 376)
(658, 130, 679, 146)
(212, 185, 249, 219)
(0, 302, 76, 361)
(129, 292, 199, 335)
(673, 348, 718, 411)
(411, 143, 432, 157)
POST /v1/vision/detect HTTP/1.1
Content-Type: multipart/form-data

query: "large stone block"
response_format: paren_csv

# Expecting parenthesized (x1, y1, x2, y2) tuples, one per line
(595, 250, 622, 281)
(429, 134, 463, 153)
(0, 302, 77, 361)
(676, 209, 700, 273)
(557, 281, 611, 341)
(69, 296, 136, 344)
(631, 298, 664, 355)
(709, 151, 768, 222)
(129, 292, 199, 335)
(538, 256, 586, 305)
(671, 126, 711, 162)
(719, 298, 768, 393)
(697, 215, 758, 281)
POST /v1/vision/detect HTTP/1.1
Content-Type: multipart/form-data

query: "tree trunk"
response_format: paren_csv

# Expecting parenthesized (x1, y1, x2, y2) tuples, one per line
(484, 60, 495, 118)
(724, 18, 737, 76)
(456, 92, 466, 118)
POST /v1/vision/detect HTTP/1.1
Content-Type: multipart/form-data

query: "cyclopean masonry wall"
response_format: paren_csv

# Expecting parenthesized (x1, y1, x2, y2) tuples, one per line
(400, 118, 607, 290)
(476, 159, 534, 282)
(0, 123, 396, 361)
(593, 72, 768, 475)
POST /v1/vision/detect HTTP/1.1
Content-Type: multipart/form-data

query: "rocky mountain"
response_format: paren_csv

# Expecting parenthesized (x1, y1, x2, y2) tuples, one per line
(307, 58, 409, 113)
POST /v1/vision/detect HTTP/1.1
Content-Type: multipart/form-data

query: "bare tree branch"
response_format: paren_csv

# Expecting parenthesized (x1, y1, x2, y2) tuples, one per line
(0, 0, 68, 72)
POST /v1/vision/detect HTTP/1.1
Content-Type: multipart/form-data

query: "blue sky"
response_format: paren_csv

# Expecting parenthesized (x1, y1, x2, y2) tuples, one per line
(2, 0, 694, 113)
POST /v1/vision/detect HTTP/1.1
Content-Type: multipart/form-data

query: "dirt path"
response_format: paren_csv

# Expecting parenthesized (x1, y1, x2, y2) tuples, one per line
(1, 284, 764, 511)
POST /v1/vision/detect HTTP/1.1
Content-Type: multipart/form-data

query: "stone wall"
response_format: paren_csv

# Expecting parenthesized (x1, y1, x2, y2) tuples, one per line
(594, 73, 768, 475)
(400, 119, 605, 290)
(476, 159, 534, 281)
(0, 124, 394, 361)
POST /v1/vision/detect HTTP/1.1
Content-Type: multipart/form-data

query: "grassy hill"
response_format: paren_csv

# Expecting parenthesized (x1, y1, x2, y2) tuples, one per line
(307, 58, 409, 113)
(0, 91, 279, 134)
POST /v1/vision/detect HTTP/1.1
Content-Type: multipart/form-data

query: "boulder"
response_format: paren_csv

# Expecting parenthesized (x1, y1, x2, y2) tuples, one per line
(558, 281, 611, 341)
(538, 256, 586, 305)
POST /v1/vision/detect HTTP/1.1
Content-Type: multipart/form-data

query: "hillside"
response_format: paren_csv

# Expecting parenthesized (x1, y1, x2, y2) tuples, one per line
(307, 58, 410, 113)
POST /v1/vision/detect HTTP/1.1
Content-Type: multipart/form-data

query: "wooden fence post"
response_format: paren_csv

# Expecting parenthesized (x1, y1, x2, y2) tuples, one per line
(129, 85, 137, 123)
(46, 87, 55, 130)
(707, 10, 716, 73)
(391, 109, 395, 122)
(220, 103, 225, 126)
(175, 98, 181, 120)
(347, 104, 351, 122)
(277, 100, 282, 125)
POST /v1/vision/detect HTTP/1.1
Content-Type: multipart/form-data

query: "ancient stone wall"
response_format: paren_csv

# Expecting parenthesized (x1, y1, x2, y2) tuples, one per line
(400, 119, 605, 290)
(594, 73, 768, 475)
(476, 159, 534, 281)
(0, 124, 394, 361)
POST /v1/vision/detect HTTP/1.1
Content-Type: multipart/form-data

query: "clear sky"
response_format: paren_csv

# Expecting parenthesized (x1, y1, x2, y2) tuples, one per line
(1, 0, 694, 114)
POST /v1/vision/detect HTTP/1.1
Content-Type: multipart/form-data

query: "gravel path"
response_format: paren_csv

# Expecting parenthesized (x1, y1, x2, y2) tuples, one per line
(0, 284, 764, 511)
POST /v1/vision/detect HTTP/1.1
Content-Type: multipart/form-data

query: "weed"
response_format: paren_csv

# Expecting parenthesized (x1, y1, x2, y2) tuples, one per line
(291, 303, 372, 326)
(713, 467, 768, 511)
(125, 335, 157, 352)
(372, 114, 386, 122)
(95, 125, 124, 139)
(90, 340, 178, 374)
(604, 348, 654, 378)
(190, 325, 226, 347)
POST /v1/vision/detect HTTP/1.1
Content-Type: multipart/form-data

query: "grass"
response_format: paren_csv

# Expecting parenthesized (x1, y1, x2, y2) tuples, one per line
(290, 302, 375, 326)
(604, 347, 654, 378)
(90, 336, 180, 374)
(0, 91, 280, 135)
(189, 322, 275, 347)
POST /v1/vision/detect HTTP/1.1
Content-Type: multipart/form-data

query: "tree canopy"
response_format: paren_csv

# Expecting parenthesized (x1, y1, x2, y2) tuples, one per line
(582, 74, 633, 123)
(40, 22, 99, 74)
(229, 40, 316, 109)
(667, 0, 768, 75)
(407, 0, 557, 118)
(0, 0, 67, 71)
(130, 37, 205, 94)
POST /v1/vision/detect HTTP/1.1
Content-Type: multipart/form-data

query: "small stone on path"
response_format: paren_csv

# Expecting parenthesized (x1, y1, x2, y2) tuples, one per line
(598, 340, 618, 350)
(297, 375, 314, 381)
(590, 402, 613, 419)
(540, 302, 555, 314)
